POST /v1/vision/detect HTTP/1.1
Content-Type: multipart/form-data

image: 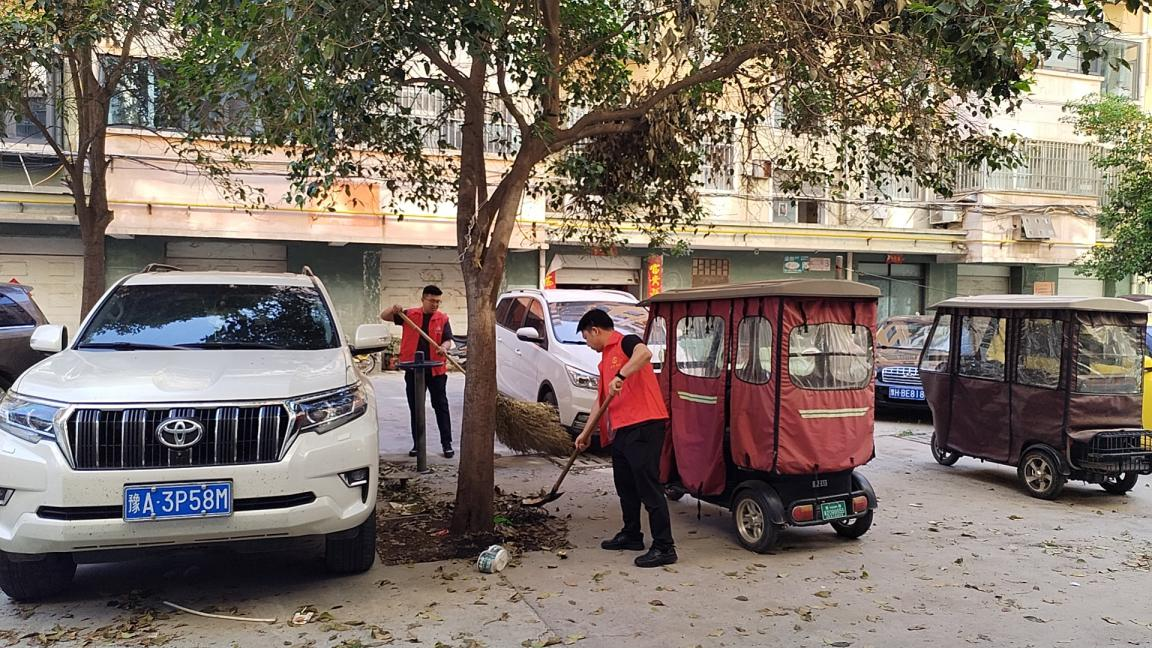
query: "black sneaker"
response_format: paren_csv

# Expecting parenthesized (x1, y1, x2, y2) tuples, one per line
(600, 532, 645, 551)
(408, 449, 418, 457)
(442, 447, 455, 458)
(634, 546, 678, 568)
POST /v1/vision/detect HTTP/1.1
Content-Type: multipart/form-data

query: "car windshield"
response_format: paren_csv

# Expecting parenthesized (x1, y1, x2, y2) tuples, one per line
(877, 318, 933, 350)
(548, 301, 648, 344)
(76, 284, 339, 351)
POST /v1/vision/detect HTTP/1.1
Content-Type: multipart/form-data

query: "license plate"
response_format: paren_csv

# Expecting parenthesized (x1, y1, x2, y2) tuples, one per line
(889, 386, 925, 401)
(820, 500, 848, 521)
(123, 482, 233, 522)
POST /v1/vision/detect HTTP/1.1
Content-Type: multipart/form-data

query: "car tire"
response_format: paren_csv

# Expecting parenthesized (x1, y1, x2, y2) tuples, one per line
(1018, 448, 1066, 500)
(1100, 472, 1139, 495)
(539, 388, 558, 410)
(0, 551, 76, 602)
(325, 513, 377, 574)
(830, 509, 874, 539)
(731, 486, 781, 554)
(931, 432, 961, 466)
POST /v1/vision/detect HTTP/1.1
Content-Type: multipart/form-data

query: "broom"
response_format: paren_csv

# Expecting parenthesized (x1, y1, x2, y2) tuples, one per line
(395, 311, 573, 456)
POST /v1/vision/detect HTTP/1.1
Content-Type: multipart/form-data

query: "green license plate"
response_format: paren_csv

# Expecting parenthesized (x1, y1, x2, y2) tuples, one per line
(820, 500, 848, 520)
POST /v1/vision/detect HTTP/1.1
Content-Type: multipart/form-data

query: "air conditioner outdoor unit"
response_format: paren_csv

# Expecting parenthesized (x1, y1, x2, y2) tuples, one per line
(928, 207, 963, 226)
(744, 159, 772, 179)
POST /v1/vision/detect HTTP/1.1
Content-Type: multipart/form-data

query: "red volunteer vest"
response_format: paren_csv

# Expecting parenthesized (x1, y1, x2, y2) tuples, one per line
(597, 331, 668, 445)
(399, 308, 449, 377)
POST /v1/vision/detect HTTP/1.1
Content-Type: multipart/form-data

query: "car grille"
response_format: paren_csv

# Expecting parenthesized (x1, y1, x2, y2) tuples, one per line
(880, 366, 921, 386)
(62, 404, 294, 470)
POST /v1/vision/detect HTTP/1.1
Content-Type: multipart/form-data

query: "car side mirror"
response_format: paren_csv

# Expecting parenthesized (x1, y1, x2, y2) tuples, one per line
(351, 324, 391, 354)
(516, 326, 543, 343)
(30, 324, 67, 354)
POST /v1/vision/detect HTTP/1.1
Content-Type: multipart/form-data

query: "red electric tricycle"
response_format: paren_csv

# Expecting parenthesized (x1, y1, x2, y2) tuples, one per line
(644, 279, 881, 553)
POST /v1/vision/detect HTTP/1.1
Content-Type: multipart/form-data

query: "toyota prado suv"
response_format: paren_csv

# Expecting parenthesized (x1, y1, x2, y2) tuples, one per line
(0, 266, 391, 601)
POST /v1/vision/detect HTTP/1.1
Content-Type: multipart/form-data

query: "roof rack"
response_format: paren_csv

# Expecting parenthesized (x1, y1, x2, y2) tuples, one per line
(141, 263, 184, 273)
(301, 265, 316, 277)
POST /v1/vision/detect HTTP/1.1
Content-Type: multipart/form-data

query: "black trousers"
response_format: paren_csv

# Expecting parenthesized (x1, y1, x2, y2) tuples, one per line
(404, 370, 453, 448)
(611, 420, 674, 549)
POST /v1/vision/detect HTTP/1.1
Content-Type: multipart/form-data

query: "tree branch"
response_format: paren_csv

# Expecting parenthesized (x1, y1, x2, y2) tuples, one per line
(555, 42, 776, 148)
(539, 0, 562, 133)
(494, 58, 531, 135)
(104, 0, 154, 93)
(415, 41, 470, 87)
(16, 96, 75, 177)
(555, 10, 667, 75)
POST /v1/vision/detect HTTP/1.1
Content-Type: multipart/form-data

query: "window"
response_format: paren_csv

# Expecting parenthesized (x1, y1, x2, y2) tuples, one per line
(107, 57, 183, 130)
(546, 301, 647, 344)
(1016, 319, 1063, 388)
(77, 284, 339, 350)
(919, 315, 952, 373)
(0, 294, 36, 328)
(772, 170, 826, 224)
(697, 141, 736, 191)
(523, 299, 547, 342)
(736, 317, 773, 384)
(788, 323, 872, 390)
(3, 65, 59, 142)
(1075, 324, 1143, 394)
(676, 316, 725, 378)
(647, 317, 668, 373)
(495, 298, 514, 327)
(958, 316, 1007, 381)
(691, 258, 730, 288)
(502, 297, 530, 331)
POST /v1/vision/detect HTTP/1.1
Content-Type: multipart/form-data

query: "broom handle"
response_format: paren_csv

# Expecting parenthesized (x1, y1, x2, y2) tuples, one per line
(396, 310, 467, 374)
(550, 391, 617, 493)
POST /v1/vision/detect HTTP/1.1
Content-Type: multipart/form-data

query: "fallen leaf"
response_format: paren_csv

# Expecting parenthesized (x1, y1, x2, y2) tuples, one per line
(735, 596, 749, 602)
(1024, 616, 1047, 624)
(649, 600, 665, 607)
(814, 591, 833, 599)
(1008, 515, 1024, 521)
(1102, 617, 1122, 625)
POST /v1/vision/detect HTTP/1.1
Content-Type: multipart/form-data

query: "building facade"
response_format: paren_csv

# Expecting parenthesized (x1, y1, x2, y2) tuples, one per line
(1, 9, 1147, 333)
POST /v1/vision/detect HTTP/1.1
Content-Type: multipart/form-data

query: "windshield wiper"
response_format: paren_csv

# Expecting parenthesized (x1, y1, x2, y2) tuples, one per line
(76, 342, 189, 351)
(178, 342, 289, 350)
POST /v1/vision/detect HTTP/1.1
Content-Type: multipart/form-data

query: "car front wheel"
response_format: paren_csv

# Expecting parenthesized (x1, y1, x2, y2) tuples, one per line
(0, 551, 76, 602)
(1101, 472, 1139, 495)
(325, 514, 377, 574)
(1018, 449, 1066, 500)
(931, 433, 961, 466)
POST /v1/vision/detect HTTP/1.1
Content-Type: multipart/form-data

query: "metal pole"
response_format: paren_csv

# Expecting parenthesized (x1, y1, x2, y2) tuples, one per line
(413, 351, 429, 473)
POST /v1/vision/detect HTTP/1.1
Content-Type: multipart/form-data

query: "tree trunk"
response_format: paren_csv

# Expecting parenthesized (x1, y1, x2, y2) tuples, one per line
(449, 281, 499, 536)
(76, 197, 111, 316)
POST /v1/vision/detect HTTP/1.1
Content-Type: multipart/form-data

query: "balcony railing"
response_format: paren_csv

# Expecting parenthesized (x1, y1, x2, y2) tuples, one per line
(954, 140, 1109, 200)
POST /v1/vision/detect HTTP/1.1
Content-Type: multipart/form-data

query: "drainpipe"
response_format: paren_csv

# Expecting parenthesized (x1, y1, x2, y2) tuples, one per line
(846, 251, 855, 281)
(538, 247, 546, 289)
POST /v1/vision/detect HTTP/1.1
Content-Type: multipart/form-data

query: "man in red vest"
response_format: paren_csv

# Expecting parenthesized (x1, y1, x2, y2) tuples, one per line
(574, 309, 676, 567)
(381, 285, 456, 458)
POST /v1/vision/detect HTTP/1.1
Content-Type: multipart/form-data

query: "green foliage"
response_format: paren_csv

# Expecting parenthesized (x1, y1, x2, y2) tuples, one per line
(1066, 94, 1152, 281)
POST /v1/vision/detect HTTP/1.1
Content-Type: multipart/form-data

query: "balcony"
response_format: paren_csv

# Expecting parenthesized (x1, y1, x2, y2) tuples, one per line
(954, 140, 1109, 201)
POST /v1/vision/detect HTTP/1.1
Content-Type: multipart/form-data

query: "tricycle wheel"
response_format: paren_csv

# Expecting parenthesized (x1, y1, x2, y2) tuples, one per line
(830, 510, 873, 539)
(664, 485, 686, 502)
(732, 488, 781, 554)
(1100, 472, 1139, 495)
(930, 433, 961, 466)
(1018, 448, 1065, 500)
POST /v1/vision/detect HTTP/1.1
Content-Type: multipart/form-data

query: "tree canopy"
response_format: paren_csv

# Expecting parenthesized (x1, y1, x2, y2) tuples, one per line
(1067, 94, 1152, 281)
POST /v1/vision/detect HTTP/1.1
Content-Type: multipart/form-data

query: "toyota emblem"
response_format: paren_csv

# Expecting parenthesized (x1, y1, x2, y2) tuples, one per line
(156, 418, 204, 449)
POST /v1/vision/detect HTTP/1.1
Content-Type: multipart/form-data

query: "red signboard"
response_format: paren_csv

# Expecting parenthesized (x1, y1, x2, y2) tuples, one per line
(544, 271, 557, 289)
(646, 255, 664, 298)
(885, 254, 905, 265)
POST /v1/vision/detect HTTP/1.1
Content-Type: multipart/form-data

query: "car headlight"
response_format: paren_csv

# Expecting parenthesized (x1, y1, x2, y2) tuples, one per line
(566, 366, 599, 390)
(290, 385, 368, 435)
(0, 393, 63, 444)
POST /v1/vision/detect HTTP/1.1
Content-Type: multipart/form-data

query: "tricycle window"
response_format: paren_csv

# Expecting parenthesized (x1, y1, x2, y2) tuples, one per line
(788, 323, 872, 390)
(676, 316, 725, 378)
(648, 316, 668, 373)
(1016, 318, 1063, 389)
(958, 316, 1007, 381)
(1075, 324, 1144, 394)
(919, 314, 951, 373)
(736, 317, 773, 385)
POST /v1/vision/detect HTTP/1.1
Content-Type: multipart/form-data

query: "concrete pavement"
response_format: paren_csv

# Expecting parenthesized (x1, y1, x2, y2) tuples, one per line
(2, 381, 1151, 648)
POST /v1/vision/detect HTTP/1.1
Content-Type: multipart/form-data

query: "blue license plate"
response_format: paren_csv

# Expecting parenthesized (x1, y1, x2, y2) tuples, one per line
(123, 482, 233, 522)
(889, 387, 925, 401)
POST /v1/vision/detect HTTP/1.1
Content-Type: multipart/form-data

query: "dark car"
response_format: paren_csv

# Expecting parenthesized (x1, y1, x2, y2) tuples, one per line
(874, 315, 934, 411)
(0, 284, 49, 397)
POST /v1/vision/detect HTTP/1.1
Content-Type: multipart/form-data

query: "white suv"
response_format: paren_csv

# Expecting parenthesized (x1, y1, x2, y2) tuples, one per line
(0, 267, 391, 601)
(495, 289, 648, 439)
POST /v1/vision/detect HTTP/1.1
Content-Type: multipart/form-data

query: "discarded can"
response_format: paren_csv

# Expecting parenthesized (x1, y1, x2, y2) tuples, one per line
(476, 544, 510, 573)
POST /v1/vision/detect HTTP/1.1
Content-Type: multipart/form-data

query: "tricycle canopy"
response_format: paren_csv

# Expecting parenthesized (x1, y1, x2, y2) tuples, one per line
(643, 279, 880, 496)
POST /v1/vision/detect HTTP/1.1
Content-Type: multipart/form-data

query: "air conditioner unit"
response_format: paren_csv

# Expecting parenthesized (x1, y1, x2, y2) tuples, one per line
(928, 207, 963, 226)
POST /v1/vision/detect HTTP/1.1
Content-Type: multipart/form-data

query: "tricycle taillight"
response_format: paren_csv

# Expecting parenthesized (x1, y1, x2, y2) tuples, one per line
(791, 504, 815, 522)
(852, 495, 868, 513)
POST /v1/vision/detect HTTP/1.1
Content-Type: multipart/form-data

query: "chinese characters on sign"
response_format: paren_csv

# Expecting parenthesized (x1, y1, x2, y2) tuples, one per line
(646, 255, 664, 298)
(784, 256, 832, 274)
